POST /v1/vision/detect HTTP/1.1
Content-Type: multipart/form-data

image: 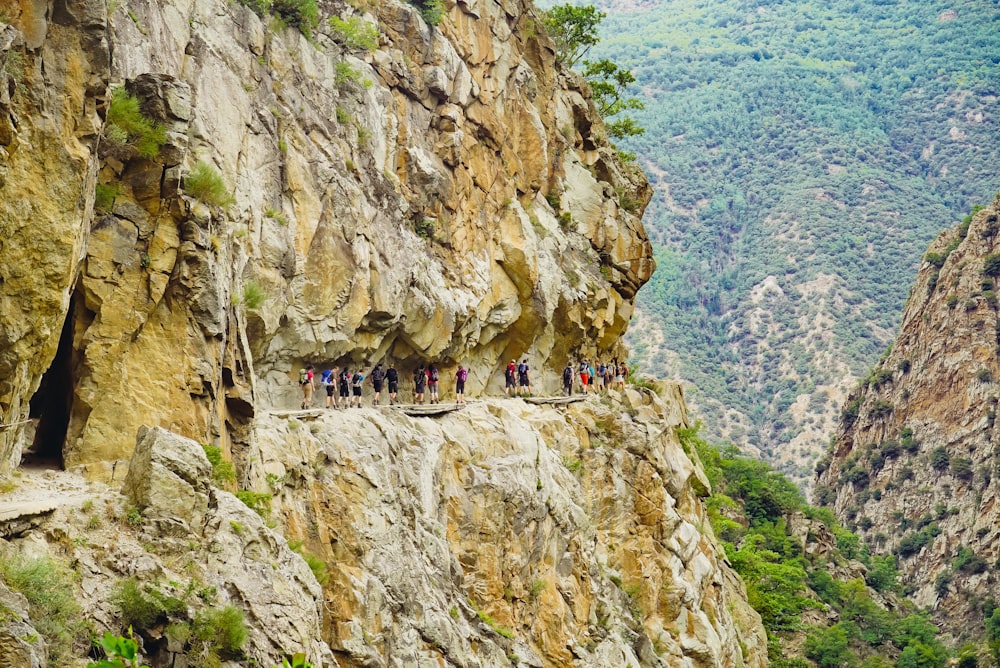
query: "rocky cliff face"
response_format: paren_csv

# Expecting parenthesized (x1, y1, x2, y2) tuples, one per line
(0, 0, 770, 665)
(817, 197, 1000, 640)
(0, 0, 653, 478)
(0, 390, 767, 667)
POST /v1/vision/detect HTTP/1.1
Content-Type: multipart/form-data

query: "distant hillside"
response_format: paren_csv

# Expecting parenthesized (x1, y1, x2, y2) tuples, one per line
(591, 0, 1000, 483)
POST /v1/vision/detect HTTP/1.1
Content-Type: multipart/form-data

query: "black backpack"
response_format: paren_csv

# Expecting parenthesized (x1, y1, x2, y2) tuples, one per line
(563, 367, 572, 383)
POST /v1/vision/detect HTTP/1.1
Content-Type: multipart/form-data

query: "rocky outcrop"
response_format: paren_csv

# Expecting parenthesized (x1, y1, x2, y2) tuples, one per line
(0, 425, 333, 667)
(0, 389, 767, 667)
(255, 389, 766, 667)
(0, 0, 653, 478)
(817, 197, 1000, 638)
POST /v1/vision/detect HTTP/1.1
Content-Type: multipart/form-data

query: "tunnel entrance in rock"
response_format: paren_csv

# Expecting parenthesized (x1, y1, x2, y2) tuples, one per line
(24, 298, 77, 469)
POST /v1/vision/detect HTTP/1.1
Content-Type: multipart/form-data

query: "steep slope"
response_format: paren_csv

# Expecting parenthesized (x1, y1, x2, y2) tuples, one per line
(590, 0, 1000, 484)
(0, 0, 775, 666)
(0, 390, 769, 667)
(818, 197, 1000, 643)
(0, 0, 652, 480)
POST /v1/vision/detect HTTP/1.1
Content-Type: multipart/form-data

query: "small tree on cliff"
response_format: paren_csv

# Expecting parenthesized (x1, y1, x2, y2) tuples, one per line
(542, 4, 644, 153)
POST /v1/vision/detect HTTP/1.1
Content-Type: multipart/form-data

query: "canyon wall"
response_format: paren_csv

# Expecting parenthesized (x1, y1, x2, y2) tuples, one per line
(819, 197, 1000, 641)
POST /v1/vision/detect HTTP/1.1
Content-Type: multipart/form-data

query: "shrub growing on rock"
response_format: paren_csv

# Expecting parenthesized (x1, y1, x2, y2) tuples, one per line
(183, 161, 233, 207)
(105, 87, 166, 159)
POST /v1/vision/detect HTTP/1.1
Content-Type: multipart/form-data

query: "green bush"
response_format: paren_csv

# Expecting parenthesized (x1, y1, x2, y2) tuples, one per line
(954, 546, 988, 574)
(930, 447, 950, 471)
(0, 555, 86, 663)
(408, 0, 444, 26)
(869, 399, 893, 419)
(95, 183, 119, 213)
(236, 490, 272, 520)
(985, 254, 1000, 278)
(114, 578, 186, 630)
(183, 161, 233, 207)
(924, 251, 947, 269)
(192, 605, 248, 657)
(804, 624, 854, 668)
(105, 87, 167, 159)
(271, 0, 319, 38)
(334, 61, 362, 85)
(241, 281, 267, 312)
(202, 445, 237, 485)
(327, 16, 378, 51)
(841, 396, 862, 427)
(413, 217, 436, 238)
(951, 456, 974, 480)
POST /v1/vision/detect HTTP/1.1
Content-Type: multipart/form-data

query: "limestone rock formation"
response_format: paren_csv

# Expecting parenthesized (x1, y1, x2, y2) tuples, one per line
(254, 389, 766, 667)
(0, 0, 772, 664)
(0, 389, 766, 667)
(0, 0, 653, 479)
(817, 197, 1000, 639)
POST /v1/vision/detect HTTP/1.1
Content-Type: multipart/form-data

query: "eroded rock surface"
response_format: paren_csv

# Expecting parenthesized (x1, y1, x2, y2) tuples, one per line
(256, 390, 766, 667)
(0, 0, 653, 478)
(818, 198, 1000, 638)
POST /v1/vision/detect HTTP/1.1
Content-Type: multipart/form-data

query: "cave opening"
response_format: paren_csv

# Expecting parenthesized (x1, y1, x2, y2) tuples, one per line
(24, 297, 77, 469)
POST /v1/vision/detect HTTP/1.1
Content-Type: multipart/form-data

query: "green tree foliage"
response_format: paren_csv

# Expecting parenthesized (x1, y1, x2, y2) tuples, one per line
(805, 624, 854, 668)
(327, 16, 379, 52)
(542, 4, 605, 68)
(271, 0, 319, 38)
(594, 0, 1000, 473)
(87, 631, 148, 668)
(580, 58, 644, 140)
(407, 0, 444, 26)
(679, 426, 950, 664)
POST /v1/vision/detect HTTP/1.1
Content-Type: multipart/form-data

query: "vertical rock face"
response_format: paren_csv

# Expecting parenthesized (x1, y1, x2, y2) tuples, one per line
(818, 198, 1000, 636)
(0, 0, 653, 478)
(257, 389, 767, 667)
(0, 0, 768, 665)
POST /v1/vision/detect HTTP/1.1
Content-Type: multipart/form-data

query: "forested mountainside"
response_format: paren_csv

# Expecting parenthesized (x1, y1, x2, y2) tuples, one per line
(591, 0, 1000, 484)
(818, 198, 1000, 653)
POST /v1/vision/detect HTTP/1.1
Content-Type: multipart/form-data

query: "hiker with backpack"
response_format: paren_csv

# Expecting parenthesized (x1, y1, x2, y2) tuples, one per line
(616, 361, 628, 391)
(338, 367, 351, 408)
(504, 359, 517, 397)
(455, 365, 468, 404)
(370, 363, 385, 406)
(578, 360, 590, 395)
(517, 359, 531, 396)
(562, 362, 574, 396)
(298, 364, 315, 409)
(428, 364, 440, 404)
(386, 362, 399, 405)
(321, 367, 338, 409)
(351, 368, 365, 407)
(414, 364, 426, 404)
(596, 361, 606, 392)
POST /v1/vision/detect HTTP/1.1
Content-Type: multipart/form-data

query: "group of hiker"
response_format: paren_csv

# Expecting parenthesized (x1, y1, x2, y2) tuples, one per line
(297, 357, 629, 408)
(299, 362, 469, 409)
(561, 359, 628, 396)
